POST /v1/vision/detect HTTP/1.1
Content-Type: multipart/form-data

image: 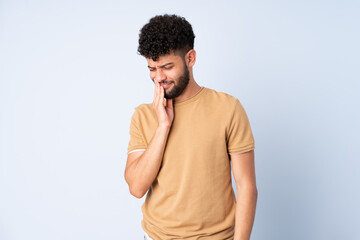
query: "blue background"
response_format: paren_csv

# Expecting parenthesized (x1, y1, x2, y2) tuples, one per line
(1, 0, 359, 239)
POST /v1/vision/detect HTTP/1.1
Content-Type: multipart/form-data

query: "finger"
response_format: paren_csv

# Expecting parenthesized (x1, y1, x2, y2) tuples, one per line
(166, 98, 173, 111)
(158, 85, 164, 108)
(160, 85, 165, 104)
(153, 79, 157, 100)
(154, 81, 160, 106)
(157, 84, 163, 108)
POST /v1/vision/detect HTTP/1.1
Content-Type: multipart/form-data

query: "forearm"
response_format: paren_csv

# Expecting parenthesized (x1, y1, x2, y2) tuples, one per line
(126, 125, 170, 197)
(233, 185, 258, 240)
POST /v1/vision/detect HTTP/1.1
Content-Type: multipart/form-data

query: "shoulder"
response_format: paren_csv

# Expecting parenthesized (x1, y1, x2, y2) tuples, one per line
(131, 103, 155, 120)
(134, 103, 152, 113)
(203, 87, 240, 107)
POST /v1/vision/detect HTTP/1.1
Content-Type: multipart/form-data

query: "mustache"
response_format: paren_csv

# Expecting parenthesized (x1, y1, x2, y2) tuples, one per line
(151, 80, 174, 84)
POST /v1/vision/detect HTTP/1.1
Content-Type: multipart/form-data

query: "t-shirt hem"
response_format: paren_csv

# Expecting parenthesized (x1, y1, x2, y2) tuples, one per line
(142, 216, 235, 240)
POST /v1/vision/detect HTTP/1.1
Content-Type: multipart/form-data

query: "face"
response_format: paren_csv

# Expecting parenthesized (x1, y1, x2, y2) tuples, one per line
(147, 51, 190, 99)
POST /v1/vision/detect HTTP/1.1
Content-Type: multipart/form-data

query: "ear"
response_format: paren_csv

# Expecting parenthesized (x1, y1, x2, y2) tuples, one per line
(185, 49, 196, 67)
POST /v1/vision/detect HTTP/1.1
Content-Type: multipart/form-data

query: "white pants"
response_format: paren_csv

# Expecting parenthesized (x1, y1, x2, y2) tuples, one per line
(144, 231, 154, 240)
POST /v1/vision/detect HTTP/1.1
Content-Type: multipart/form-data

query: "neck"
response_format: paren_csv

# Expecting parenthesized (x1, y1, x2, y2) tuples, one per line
(174, 78, 201, 103)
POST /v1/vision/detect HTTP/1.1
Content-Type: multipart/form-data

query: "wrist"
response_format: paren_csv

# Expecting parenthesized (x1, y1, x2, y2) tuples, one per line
(157, 123, 171, 131)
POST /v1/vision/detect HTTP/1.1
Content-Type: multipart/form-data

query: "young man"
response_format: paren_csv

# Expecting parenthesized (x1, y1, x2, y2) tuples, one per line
(124, 14, 257, 240)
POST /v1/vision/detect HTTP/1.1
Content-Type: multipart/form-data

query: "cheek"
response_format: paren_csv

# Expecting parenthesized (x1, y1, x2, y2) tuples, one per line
(168, 70, 180, 80)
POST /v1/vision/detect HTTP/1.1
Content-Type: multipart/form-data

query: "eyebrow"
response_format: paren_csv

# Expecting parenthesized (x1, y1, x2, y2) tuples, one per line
(147, 62, 174, 69)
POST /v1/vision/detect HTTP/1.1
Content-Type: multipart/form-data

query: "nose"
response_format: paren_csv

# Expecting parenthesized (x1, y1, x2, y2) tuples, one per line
(152, 69, 166, 83)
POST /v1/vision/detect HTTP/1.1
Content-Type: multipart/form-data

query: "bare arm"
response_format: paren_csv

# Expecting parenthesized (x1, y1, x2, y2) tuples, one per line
(231, 150, 258, 240)
(125, 125, 170, 198)
(124, 81, 174, 198)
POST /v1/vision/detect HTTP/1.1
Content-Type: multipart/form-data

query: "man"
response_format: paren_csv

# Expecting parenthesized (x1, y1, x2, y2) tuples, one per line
(124, 14, 257, 240)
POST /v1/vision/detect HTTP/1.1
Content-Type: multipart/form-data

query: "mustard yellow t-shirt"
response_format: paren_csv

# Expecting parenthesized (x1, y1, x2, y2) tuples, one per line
(127, 87, 255, 240)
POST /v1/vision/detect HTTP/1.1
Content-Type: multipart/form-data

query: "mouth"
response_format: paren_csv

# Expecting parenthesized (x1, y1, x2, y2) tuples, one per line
(160, 82, 173, 88)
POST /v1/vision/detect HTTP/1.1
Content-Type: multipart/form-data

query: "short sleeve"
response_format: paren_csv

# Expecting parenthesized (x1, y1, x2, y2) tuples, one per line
(127, 108, 147, 154)
(226, 99, 255, 155)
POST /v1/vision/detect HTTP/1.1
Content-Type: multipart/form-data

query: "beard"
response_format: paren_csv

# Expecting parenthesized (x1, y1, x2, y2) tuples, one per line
(164, 63, 190, 99)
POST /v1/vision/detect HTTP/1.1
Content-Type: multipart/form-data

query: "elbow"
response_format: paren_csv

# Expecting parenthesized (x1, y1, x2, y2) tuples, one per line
(237, 183, 258, 196)
(124, 169, 148, 198)
(252, 186, 258, 200)
(129, 186, 147, 199)
(125, 174, 147, 198)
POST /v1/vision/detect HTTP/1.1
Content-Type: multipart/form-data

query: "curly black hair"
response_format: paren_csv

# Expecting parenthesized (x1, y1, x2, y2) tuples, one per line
(137, 14, 195, 61)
